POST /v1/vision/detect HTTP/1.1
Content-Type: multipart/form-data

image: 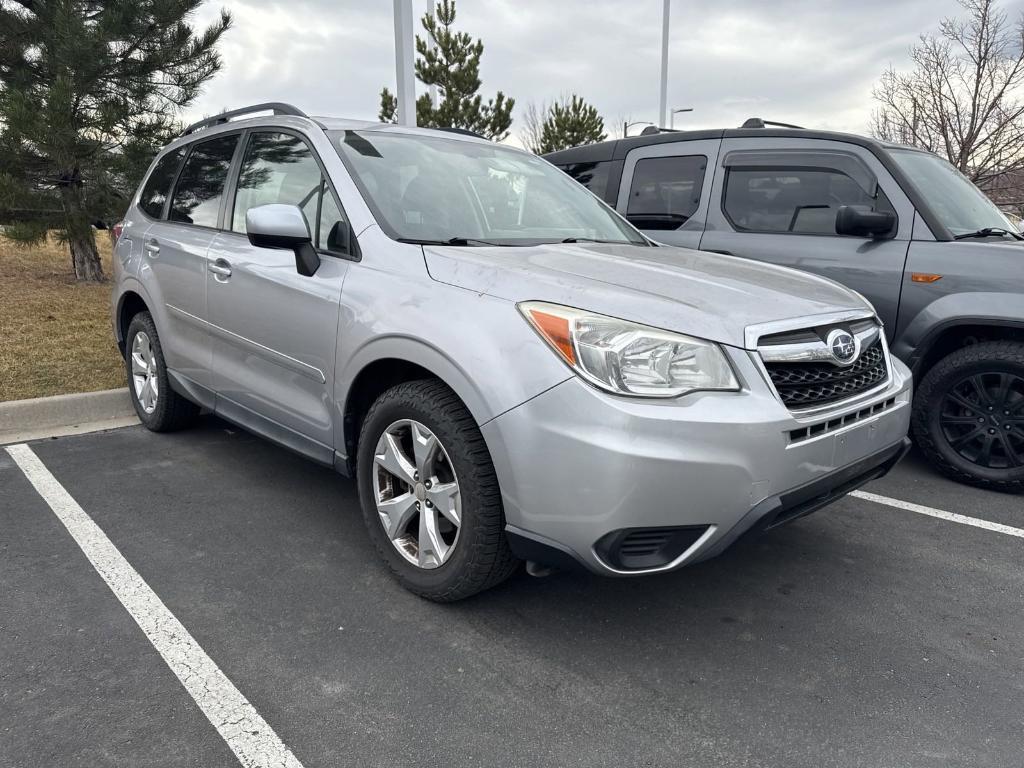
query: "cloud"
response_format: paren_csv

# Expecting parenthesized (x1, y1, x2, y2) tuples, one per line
(184, 0, 1011, 142)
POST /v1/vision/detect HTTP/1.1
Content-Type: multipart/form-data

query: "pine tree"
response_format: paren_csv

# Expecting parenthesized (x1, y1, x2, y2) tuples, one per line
(379, 0, 514, 141)
(0, 1, 232, 282)
(537, 95, 606, 154)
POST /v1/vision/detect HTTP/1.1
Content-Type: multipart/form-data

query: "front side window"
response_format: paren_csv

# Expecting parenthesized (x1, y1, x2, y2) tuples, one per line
(232, 132, 348, 253)
(139, 148, 185, 219)
(627, 155, 706, 230)
(169, 134, 239, 227)
(887, 149, 1014, 236)
(560, 161, 612, 202)
(330, 131, 645, 246)
(724, 167, 893, 235)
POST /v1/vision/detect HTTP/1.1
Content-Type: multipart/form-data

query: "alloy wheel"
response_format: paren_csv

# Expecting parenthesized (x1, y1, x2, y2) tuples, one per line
(939, 371, 1024, 470)
(372, 419, 462, 569)
(130, 331, 160, 414)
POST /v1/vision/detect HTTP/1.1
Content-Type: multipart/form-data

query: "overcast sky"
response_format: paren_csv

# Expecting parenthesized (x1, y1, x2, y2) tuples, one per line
(185, 0, 1024, 144)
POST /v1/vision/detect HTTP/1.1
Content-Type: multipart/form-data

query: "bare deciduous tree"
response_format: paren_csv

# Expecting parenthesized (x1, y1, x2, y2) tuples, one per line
(519, 101, 546, 154)
(871, 0, 1024, 208)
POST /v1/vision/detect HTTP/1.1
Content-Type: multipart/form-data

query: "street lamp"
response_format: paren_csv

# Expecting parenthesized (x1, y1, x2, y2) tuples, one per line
(670, 107, 693, 129)
(623, 120, 655, 137)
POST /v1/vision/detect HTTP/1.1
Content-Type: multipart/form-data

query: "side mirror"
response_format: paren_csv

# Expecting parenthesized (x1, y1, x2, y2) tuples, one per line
(835, 205, 896, 239)
(245, 203, 320, 277)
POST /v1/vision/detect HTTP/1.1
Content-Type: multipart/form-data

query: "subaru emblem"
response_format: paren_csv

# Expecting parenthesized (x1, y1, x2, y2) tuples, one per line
(827, 329, 858, 365)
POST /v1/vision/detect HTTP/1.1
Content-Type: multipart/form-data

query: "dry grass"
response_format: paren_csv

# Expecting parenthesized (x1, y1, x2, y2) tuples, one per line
(0, 234, 125, 402)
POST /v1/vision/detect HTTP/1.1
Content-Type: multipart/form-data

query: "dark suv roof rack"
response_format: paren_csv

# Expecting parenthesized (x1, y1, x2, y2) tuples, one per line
(181, 102, 309, 136)
(741, 117, 805, 130)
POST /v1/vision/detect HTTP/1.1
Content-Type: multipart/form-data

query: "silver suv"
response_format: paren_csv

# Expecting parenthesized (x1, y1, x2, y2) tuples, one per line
(112, 103, 912, 600)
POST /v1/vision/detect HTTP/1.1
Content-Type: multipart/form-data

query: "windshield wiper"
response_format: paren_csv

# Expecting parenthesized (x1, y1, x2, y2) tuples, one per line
(953, 227, 1024, 241)
(559, 237, 648, 245)
(397, 236, 507, 247)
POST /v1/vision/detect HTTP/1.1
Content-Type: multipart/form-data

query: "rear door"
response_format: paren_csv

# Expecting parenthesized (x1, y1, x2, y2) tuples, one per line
(698, 138, 914, 330)
(614, 139, 721, 249)
(141, 133, 241, 389)
(206, 129, 353, 461)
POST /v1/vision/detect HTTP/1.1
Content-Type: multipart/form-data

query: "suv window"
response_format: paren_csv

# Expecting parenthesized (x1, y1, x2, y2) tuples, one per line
(232, 131, 348, 253)
(169, 134, 239, 228)
(139, 148, 185, 219)
(626, 155, 706, 230)
(559, 161, 612, 202)
(724, 167, 893, 235)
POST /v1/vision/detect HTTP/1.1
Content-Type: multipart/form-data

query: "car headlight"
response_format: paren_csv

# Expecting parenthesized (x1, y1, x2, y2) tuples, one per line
(519, 301, 739, 398)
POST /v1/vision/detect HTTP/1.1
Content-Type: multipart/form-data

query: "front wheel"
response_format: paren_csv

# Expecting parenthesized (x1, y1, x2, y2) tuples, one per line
(356, 379, 519, 601)
(912, 341, 1024, 492)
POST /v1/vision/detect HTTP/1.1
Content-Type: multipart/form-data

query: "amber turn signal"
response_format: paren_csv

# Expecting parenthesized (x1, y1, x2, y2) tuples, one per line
(911, 273, 943, 283)
(525, 308, 576, 365)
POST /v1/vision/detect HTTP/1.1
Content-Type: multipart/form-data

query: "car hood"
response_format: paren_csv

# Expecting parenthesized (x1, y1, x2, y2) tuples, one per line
(423, 242, 873, 349)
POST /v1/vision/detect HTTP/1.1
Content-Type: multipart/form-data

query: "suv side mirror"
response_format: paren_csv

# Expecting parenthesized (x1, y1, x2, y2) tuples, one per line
(835, 205, 896, 239)
(246, 204, 320, 277)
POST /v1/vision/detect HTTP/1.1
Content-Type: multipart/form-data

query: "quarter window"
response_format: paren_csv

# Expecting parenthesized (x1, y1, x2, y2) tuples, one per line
(139, 148, 185, 219)
(232, 132, 349, 253)
(560, 161, 612, 202)
(169, 134, 239, 228)
(724, 167, 894, 235)
(626, 155, 707, 230)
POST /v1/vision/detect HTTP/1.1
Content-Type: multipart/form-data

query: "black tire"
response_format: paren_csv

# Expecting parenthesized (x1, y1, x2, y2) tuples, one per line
(356, 379, 519, 601)
(124, 312, 199, 432)
(912, 341, 1024, 493)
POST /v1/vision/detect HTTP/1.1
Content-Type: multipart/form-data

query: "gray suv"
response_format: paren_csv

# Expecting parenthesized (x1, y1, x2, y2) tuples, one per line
(546, 121, 1024, 492)
(112, 104, 911, 600)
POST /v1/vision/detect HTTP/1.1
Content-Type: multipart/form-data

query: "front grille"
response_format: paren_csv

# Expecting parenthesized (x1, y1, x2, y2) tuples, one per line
(788, 396, 898, 443)
(765, 338, 888, 408)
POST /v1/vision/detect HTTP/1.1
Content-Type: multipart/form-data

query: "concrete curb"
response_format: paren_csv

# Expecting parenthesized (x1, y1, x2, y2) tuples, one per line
(0, 388, 135, 433)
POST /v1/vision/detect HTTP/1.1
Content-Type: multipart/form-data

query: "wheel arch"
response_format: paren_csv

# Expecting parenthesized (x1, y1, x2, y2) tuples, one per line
(115, 288, 153, 354)
(910, 319, 1024, 379)
(893, 291, 1024, 377)
(338, 339, 497, 476)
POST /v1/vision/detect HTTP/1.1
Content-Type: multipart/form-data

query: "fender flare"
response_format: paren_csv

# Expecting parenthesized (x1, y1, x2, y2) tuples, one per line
(894, 291, 1024, 372)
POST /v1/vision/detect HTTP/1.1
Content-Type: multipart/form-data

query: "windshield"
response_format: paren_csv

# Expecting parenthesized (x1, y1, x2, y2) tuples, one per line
(887, 149, 1015, 237)
(330, 130, 646, 246)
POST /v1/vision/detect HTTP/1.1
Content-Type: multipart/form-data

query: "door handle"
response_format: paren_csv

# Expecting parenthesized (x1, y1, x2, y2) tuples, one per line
(144, 239, 160, 257)
(208, 260, 232, 281)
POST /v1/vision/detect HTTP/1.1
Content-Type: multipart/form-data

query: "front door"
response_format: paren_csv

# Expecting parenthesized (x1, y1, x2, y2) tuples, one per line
(699, 138, 913, 331)
(206, 130, 353, 459)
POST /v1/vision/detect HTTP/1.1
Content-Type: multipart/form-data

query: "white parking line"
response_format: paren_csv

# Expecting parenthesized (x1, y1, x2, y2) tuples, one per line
(851, 489, 1024, 539)
(5, 443, 305, 768)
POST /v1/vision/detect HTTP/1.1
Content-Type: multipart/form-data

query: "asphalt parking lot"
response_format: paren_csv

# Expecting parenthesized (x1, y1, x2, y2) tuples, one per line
(3, 417, 1023, 768)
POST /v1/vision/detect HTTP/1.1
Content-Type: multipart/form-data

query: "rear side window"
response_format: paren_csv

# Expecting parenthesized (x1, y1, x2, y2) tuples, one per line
(724, 167, 893, 235)
(232, 131, 349, 253)
(626, 155, 706, 230)
(169, 134, 240, 228)
(560, 161, 612, 202)
(138, 148, 184, 219)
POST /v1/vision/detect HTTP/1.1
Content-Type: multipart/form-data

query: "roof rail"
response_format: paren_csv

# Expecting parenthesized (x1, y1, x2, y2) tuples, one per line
(740, 117, 805, 130)
(435, 126, 488, 140)
(181, 103, 310, 136)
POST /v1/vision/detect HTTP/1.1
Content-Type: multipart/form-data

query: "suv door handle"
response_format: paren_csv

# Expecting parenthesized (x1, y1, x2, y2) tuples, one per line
(208, 259, 232, 281)
(144, 239, 160, 257)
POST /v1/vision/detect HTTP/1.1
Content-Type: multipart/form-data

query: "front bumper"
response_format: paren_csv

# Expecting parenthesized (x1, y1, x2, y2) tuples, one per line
(481, 351, 912, 575)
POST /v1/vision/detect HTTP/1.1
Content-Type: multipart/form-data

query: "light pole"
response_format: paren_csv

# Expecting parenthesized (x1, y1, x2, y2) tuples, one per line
(393, 0, 416, 126)
(658, 0, 670, 128)
(670, 107, 693, 129)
